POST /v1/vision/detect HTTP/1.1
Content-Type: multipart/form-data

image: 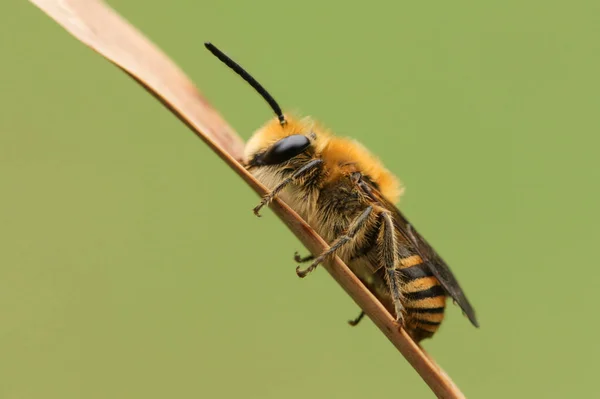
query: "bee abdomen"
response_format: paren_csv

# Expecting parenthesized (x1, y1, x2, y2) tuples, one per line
(397, 255, 447, 340)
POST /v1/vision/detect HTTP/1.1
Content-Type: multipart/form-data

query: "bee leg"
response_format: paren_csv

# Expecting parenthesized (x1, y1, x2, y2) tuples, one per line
(294, 252, 314, 263)
(381, 212, 405, 325)
(296, 206, 373, 277)
(253, 159, 323, 217)
(348, 311, 365, 326)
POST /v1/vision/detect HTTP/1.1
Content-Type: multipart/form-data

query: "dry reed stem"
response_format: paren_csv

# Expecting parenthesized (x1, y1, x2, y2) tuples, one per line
(28, 1, 466, 397)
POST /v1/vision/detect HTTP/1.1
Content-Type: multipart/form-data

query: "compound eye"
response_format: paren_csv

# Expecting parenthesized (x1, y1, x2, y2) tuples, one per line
(259, 134, 310, 165)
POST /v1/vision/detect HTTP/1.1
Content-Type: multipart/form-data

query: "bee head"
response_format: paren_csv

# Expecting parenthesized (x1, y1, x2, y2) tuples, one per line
(244, 115, 325, 166)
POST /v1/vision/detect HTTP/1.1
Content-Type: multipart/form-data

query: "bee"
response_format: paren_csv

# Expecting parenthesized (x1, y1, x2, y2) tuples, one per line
(205, 43, 479, 341)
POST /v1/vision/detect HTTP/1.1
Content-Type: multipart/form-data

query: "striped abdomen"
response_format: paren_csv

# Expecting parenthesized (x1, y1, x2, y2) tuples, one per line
(397, 255, 447, 341)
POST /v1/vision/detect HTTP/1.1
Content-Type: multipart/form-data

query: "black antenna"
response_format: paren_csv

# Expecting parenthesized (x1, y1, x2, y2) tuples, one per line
(204, 42, 286, 126)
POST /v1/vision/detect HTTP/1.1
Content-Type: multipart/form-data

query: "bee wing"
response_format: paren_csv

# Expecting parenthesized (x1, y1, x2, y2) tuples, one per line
(359, 179, 479, 327)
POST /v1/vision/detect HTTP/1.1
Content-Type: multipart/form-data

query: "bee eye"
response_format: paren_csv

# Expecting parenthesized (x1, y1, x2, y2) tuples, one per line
(259, 134, 310, 165)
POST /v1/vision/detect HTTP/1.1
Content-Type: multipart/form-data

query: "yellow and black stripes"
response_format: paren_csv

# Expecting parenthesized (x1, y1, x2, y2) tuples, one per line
(396, 255, 447, 340)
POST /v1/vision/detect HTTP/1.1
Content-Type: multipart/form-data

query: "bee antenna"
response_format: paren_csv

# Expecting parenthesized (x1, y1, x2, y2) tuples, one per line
(204, 42, 286, 126)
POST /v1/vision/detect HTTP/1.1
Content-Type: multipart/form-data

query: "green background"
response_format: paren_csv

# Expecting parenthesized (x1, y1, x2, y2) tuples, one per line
(1, 0, 598, 397)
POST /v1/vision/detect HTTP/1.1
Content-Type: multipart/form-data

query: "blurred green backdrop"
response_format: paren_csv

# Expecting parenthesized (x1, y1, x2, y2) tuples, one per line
(1, 0, 599, 398)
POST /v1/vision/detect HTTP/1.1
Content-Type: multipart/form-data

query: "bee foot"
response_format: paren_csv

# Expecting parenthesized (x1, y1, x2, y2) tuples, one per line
(294, 252, 314, 263)
(296, 254, 324, 277)
(253, 201, 267, 217)
(253, 195, 274, 217)
(295, 263, 318, 278)
(295, 265, 308, 278)
(348, 311, 365, 326)
(395, 314, 405, 327)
